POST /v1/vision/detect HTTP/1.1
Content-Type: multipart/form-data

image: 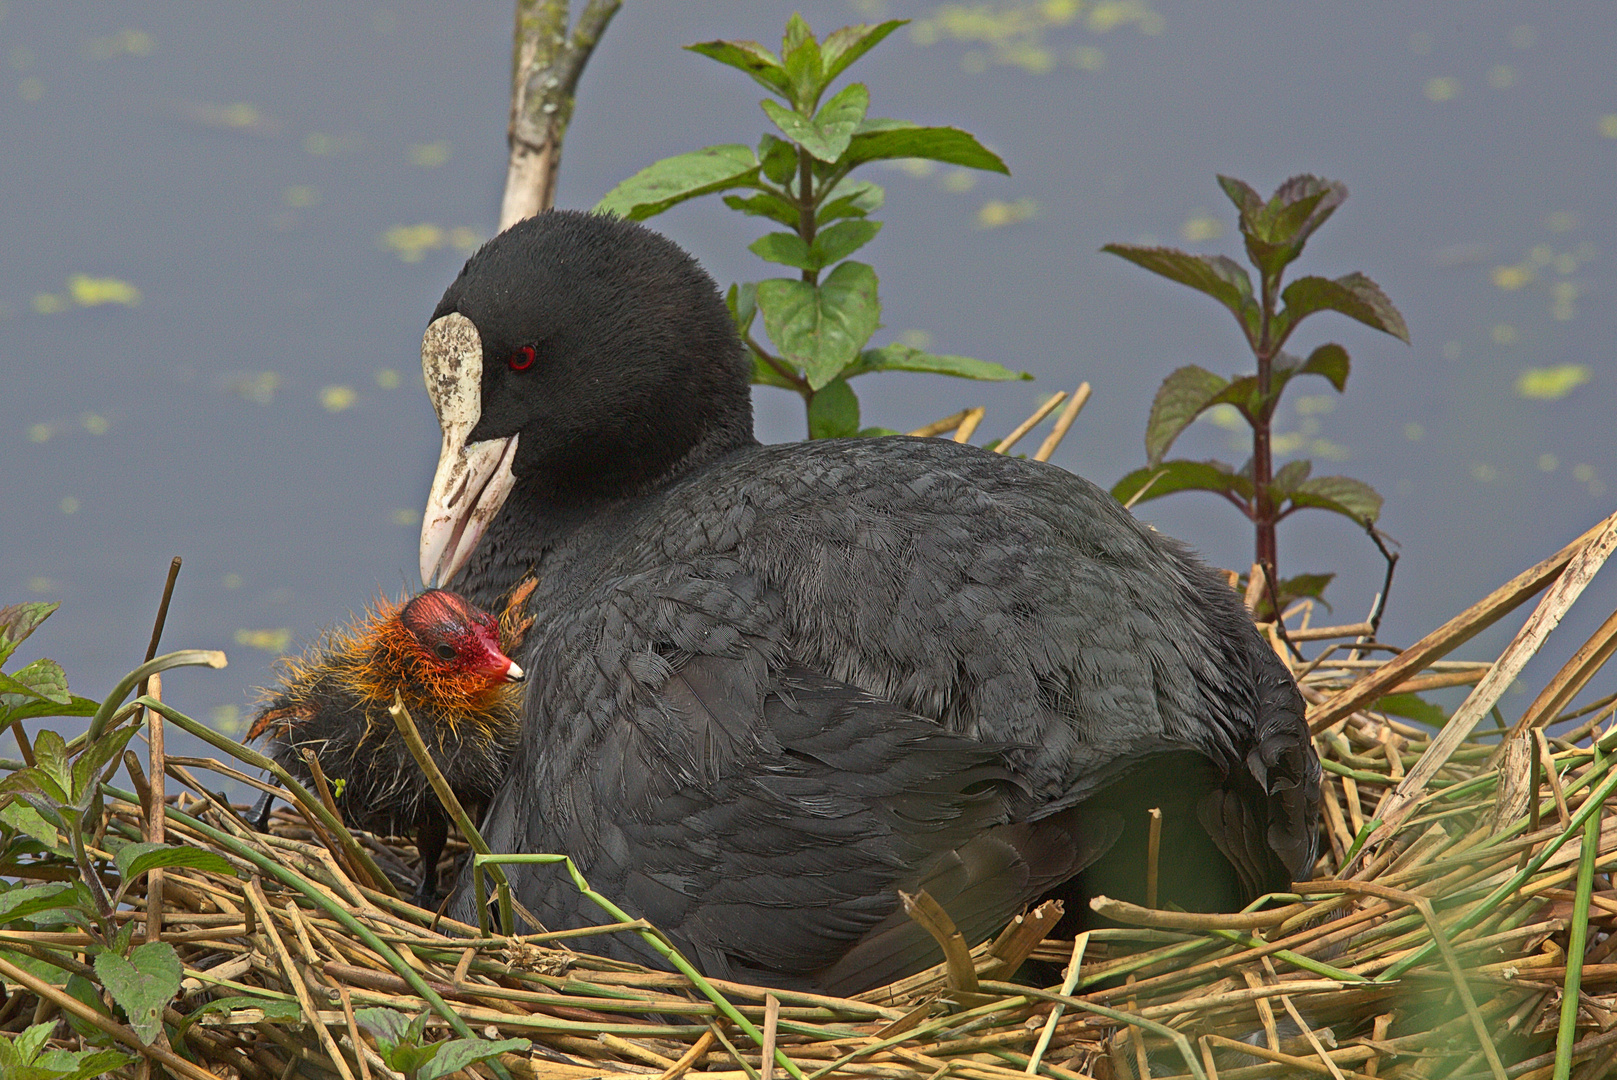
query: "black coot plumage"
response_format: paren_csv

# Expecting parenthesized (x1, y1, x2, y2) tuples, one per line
(249, 589, 526, 904)
(415, 210, 1320, 991)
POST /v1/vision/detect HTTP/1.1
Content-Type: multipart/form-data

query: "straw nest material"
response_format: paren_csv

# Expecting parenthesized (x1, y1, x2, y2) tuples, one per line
(4, 493, 1616, 1079)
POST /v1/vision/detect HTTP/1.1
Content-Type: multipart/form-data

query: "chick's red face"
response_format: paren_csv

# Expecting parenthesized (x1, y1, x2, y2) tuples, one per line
(399, 589, 525, 684)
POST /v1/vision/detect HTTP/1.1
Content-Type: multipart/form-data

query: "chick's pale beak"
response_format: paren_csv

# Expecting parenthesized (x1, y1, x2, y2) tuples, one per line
(504, 660, 526, 684)
(419, 312, 520, 586)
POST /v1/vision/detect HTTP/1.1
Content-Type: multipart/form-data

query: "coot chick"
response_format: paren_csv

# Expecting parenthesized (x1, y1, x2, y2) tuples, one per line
(417, 210, 1320, 989)
(249, 589, 525, 904)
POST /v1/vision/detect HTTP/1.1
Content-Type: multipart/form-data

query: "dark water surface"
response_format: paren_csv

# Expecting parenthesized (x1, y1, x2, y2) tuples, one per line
(3, 2, 1613, 757)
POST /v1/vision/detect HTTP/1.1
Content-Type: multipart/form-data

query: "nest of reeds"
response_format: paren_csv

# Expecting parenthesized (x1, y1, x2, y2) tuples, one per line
(4, 490, 1617, 1080)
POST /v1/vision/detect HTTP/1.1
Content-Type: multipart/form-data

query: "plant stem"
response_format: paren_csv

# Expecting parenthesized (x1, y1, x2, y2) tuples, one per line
(796, 147, 817, 285)
(1251, 267, 1282, 593)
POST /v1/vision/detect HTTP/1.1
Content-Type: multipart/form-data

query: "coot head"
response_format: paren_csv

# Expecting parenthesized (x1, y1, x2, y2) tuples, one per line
(420, 212, 754, 585)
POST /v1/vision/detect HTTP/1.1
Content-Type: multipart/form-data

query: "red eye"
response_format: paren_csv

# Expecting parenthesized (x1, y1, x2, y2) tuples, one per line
(508, 345, 536, 371)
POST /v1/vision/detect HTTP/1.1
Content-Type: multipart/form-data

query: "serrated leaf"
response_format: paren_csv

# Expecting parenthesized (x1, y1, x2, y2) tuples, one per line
(819, 179, 884, 224)
(1111, 459, 1253, 508)
(36, 1047, 136, 1080)
(1269, 459, 1313, 499)
(821, 21, 905, 84)
(1299, 343, 1350, 391)
(684, 39, 791, 98)
(756, 261, 881, 389)
(1278, 273, 1410, 344)
(356, 1007, 413, 1051)
(724, 191, 799, 228)
(1144, 366, 1229, 465)
(762, 82, 869, 162)
(115, 841, 238, 883)
(419, 1038, 534, 1080)
(849, 342, 1029, 381)
(0, 694, 98, 726)
(0, 882, 81, 926)
(1269, 174, 1346, 250)
(781, 13, 823, 107)
(809, 219, 881, 267)
(727, 281, 758, 338)
(594, 145, 759, 221)
(95, 942, 181, 1045)
(1207, 373, 1265, 418)
(1, 657, 70, 704)
(27, 730, 72, 797)
(0, 602, 58, 667)
(1289, 475, 1384, 523)
(749, 231, 815, 269)
(1, 800, 60, 849)
(1102, 245, 1258, 342)
(840, 120, 1009, 174)
(756, 133, 798, 185)
(1216, 175, 1263, 223)
(70, 721, 137, 807)
(807, 378, 860, 439)
(13, 1019, 53, 1064)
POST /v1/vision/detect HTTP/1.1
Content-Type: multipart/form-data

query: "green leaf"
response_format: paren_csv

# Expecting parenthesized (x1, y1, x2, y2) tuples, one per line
(418, 1038, 534, 1080)
(724, 191, 799, 228)
(726, 281, 758, 337)
(1111, 459, 1253, 508)
(0, 602, 58, 667)
(1267, 174, 1346, 250)
(1272, 573, 1336, 614)
(849, 342, 1030, 381)
(115, 841, 238, 883)
(1, 800, 61, 850)
(818, 178, 884, 222)
(684, 39, 791, 99)
(749, 231, 814, 270)
(34, 1048, 136, 1080)
(810, 219, 882, 266)
(756, 133, 798, 185)
(840, 120, 1010, 174)
(807, 378, 861, 438)
(70, 721, 137, 808)
(781, 13, 824, 108)
(356, 1007, 413, 1051)
(94, 942, 181, 1045)
(1375, 692, 1448, 729)
(762, 82, 869, 162)
(0, 882, 82, 926)
(62, 974, 116, 1045)
(1102, 244, 1258, 342)
(1, 658, 70, 705)
(1278, 272, 1410, 345)
(1288, 475, 1384, 523)
(1216, 175, 1263, 222)
(857, 426, 899, 437)
(1299, 343, 1350, 391)
(1269, 459, 1313, 500)
(173, 996, 300, 1044)
(594, 145, 760, 221)
(29, 730, 72, 798)
(1144, 365, 1230, 465)
(756, 261, 881, 389)
(821, 21, 906, 84)
(0, 694, 97, 726)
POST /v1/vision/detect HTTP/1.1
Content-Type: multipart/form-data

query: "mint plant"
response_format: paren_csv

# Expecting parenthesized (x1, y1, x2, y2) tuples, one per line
(596, 14, 1029, 437)
(1106, 175, 1410, 616)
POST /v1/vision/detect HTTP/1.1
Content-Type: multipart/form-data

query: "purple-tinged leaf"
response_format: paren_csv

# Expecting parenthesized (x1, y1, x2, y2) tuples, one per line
(1299, 343, 1351, 391)
(1279, 273, 1410, 344)
(1269, 459, 1313, 500)
(684, 40, 791, 98)
(821, 21, 906, 84)
(1102, 245, 1258, 343)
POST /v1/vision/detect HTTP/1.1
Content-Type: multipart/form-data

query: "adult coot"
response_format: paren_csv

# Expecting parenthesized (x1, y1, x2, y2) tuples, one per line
(417, 210, 1319, 991)
(250, 589, 525, 904)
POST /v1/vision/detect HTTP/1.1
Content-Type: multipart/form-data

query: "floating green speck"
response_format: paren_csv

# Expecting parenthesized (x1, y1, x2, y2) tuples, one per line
(1515, 364, 1590, 400)
(69, 274, 141, 307)
(235, 628, 292, 653)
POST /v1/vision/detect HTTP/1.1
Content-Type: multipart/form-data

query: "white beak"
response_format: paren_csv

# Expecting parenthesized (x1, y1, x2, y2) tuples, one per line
(418, 312, 519, 587)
